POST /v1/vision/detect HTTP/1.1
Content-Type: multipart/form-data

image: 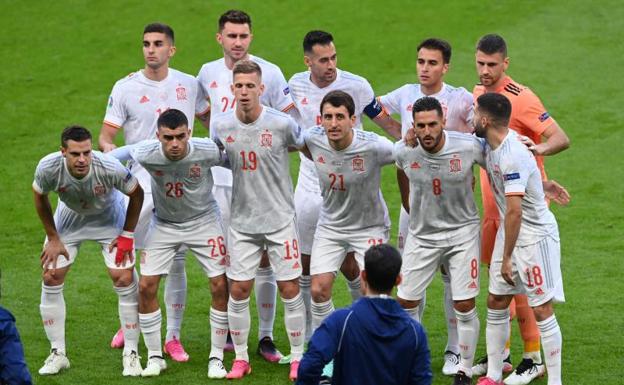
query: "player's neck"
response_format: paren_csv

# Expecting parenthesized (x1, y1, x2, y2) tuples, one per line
(486, 127, 508, 150)
(236, 105, 263, 124)
(143, 65, 169, 82)
(421, 82, 443, 96)
(224, 53, 250, 70)
(310, 73, 335, 89)
(329, 130, 354, 151)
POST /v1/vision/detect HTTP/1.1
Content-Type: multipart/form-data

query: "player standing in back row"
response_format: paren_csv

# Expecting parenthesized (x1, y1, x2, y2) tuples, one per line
(288, 30, 401, 341)
(99, 22, 210, 362)
(212, 60, 306, 381)
(196, 10, 297, 360)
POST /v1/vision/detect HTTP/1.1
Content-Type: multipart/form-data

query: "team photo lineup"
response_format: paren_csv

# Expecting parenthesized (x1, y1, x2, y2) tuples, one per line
(5, 4, 598, 385)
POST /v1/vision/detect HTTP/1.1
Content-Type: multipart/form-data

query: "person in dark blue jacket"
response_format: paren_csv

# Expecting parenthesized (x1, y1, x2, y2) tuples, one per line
(296, 244, 432, 385)
(0, 306, 33, 385)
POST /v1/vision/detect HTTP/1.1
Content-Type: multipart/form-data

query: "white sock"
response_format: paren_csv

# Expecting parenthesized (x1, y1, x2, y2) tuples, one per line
(114, 278, 139, 355)
(485, 308, 510, 382)
(524, 350, 542, 364)
(418, 292, 427, 321)
(40, 283, 66, 353)
(299, 275, 312, 342)
(139, 309, 162, 358)
(255, 266, 277, 340)
(164, 251, 187, 342)
(404, 305, 421, 323)
(346, 276, 362, 302)
(442, 273, 459, 354)
(537, 315, 562, 385)
(455, 307, 480, 377)
(228, 296, 250, 361)
(209, 308, 229, 360)
(310, 299, 334, 334)
(282, 293, 306, 361)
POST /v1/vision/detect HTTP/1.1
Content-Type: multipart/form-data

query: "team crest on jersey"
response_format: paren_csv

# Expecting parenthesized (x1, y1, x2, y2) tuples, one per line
(260, 130, 273, 147)
(176, 85, 187, 101)
(93, 184, 107, 196)
(189, 164, 201, 178)
(352, 156, 365, 172)
(317, 155, 326, 164)
(449, 157, 462, 173)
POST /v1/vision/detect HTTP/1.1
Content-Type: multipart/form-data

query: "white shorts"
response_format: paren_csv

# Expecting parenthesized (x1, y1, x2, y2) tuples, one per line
(294, 186, 323, 256)
(489, 231, 564, 307)
(48, 199, 129, 270)
(397, 232, 480, 302)
(227, 220, 301, 281)
(212, 184, 232, 243)
(140, 216, 227, 278)
(397, 206, 409, 255)
(310, 225, 389, 276)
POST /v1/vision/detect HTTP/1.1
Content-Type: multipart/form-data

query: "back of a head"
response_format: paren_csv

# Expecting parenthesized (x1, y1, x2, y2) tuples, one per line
(303, 30, 333, 53)
(364, 244, 402, 293)
(218, 9, 251, 31)
(476, 33, 507, 57)
(418, 37, 452, 64)
(157, 108, 188, 130)
(144, 22, 174, 44)
(477, 92, 512, 127)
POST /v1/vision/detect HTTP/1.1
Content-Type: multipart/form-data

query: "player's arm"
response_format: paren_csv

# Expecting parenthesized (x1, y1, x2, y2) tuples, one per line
(197, 110, 211, 130)
(110, 184, 144, 266)
(397, 168, 410, 213)
(33, 189, 69, 273)
(123, 184, 143, 234)
(298, 143, 312, 160)
(502, 194, 522, 285)
(99, 122, 121, 152)
(372, 114, 402, 140)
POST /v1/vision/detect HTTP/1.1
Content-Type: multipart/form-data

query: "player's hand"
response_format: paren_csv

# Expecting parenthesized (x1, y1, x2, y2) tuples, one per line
(101, 143, 117, 153)
(40, 238, 70, 276)
(404, 127, 418, 148)
(543, 180, 571, 206)
(501, 257, 515, 286)
(109, 231, 134, 267)
(518, 135, 548, 156)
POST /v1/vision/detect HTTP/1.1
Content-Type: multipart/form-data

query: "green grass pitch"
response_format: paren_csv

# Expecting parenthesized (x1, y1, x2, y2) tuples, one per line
(1, 1, 622, 384)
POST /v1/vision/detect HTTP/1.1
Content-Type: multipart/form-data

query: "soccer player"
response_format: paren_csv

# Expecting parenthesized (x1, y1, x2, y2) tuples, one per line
(33, 126, 144, 376)
(296, 244, 432, 385)
(99, 22, 209, 361)
(196, 9, 296, 361)
(472, 34, 570, 385)
(378, 37, 474, 376)
(110, 109, 230, 378)
(211, 60, 306, 381)
(289, 30, 401, 340)
(473, 93, 564, 385)
(395, 96, 483, 385)
(301, 90, 394, 337)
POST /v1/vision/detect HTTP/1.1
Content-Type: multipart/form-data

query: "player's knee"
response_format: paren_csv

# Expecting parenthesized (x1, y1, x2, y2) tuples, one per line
(397, 297, 420, 309)
(210, 275, 228, 303)
(453, 298, 476, 313)
(487, 293, 511, 309)
(138, 277, 159, 298)
(229, 281, 252, 301)
(310, 279, 332, 302)
(42, 268, 67, 286)
(111, 270, 134, 287)
(531, 301, 553, 322)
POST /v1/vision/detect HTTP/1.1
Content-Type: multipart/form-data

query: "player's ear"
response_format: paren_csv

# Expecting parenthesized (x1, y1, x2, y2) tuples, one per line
(442, 62, 449, 75)
(216, 32, 223, 45)
(169, 45, 176, 58)
(303, 55, 312, 68)
(395, 273, 402, 287)
(503, 56, 510, 71)
(60, 146, 66, 156)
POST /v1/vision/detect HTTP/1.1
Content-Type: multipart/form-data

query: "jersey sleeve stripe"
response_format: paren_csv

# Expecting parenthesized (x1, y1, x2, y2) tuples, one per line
(103, 120, 122, 129)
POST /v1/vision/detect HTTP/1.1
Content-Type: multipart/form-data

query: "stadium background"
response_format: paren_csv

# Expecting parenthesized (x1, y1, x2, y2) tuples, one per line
(0, 0, 622, 384)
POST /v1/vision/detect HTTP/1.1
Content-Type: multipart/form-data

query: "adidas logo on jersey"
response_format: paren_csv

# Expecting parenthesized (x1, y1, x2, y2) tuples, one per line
(140, 95, 150, 104)
(301, 97, 308, 105)
(226, 135, 235, 143)
(410, 162, 421, 169)
(468, 281, 478, 289)
(292, 261, 300, 269)
(210, 81, 218, 88)
(317, 155, 325, 164)
(535, 287, 545, 295)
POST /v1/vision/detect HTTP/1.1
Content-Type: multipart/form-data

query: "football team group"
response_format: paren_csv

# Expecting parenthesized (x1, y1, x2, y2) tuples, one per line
(29, 8, 571, 385)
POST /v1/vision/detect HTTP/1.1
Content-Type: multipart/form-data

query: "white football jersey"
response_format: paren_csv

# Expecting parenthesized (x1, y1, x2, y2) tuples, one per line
(33, 151, 138, 218)
(128, 138, 224, 224)
(394, 131, 485, 247)
(304, 127, 394, 234)
(197, 55, 294, 187)
(104, 68, 208, 193)
(379, 83, 474, 136)
(485, 130, 558, 245)
(212, 107, 304, 234)
(289, 69, 377, 193)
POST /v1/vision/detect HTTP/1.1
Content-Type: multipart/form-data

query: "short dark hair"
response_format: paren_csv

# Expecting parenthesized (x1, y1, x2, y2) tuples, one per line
(364, 244, 402, 293)
(144, 22, 174, 44)
(218, 9, 251, 31)
(320, 90, 355, 117)
(157, 109, 188, 130)
(61, 125, 92, 148)
(476, 34, 507, 57)
(303, 30, 334, 54)
(232, 59, 262, 78)
(412, 96, 444, 119)
(417, 38, 452, 64)
(476, 93, 512, 127)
